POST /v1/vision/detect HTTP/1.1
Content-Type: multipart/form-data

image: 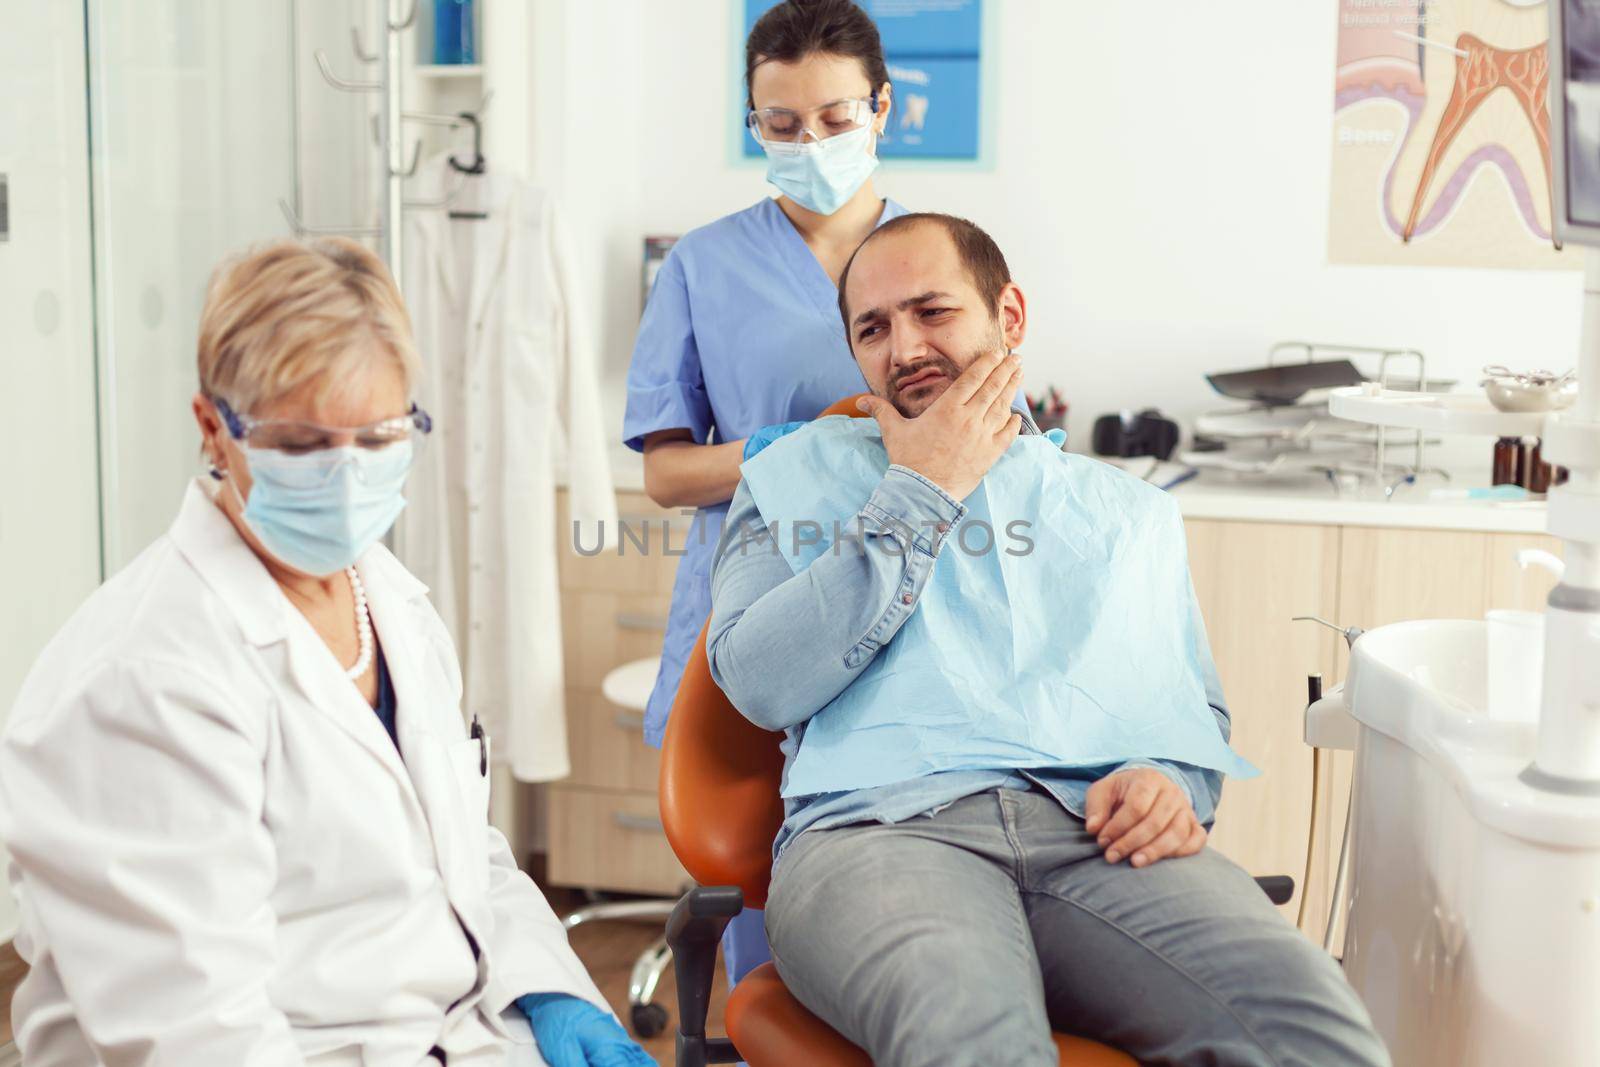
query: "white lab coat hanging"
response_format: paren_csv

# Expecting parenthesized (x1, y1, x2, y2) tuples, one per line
(0, 481, 610, 1065)
(400, 155, 617, 783)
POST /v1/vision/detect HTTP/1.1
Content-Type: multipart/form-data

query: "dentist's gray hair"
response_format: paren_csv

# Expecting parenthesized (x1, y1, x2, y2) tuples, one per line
(197, 236, 419, 413)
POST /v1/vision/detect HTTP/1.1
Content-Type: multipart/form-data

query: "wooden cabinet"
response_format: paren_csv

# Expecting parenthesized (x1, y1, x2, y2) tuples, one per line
(547, 787, 690, 896)
(1488, 532, 1566, 610)
(547, 489, 691, 896)
(1183, 521, 1340, 922)
(1336, 527, 1494, 626)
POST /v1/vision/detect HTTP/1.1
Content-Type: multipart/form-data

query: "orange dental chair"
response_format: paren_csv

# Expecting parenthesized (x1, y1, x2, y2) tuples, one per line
(658, 620, 1146, 1067)
(656, 395, 1292, 1066)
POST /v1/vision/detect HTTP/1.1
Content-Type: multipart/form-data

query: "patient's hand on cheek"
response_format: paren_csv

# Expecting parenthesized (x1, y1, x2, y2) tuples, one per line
(1083, 768, 1206, 869)
(857, 349, 1022, 502)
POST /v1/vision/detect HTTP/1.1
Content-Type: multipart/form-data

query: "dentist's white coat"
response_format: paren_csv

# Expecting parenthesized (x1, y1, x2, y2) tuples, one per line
(0, 480, 607, 1066)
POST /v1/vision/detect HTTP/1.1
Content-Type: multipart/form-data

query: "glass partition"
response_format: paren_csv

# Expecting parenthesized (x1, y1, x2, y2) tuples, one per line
(85, 0, 298, 567)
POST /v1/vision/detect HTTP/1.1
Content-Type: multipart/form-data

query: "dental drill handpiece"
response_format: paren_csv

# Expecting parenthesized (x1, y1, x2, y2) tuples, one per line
(1292, 615, 1364, 650)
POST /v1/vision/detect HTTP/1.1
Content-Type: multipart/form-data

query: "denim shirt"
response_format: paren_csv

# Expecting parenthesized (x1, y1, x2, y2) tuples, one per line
(706, 407, 1232, 861)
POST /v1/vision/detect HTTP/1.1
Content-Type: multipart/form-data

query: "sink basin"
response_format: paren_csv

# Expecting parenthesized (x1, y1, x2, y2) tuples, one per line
(1345, 619, 1596, 848)
(1349, 619, 1494, 726)
(1338, 619, 1600, 1067)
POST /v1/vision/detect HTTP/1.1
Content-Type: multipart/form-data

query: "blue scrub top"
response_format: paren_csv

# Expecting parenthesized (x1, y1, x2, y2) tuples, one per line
(623, 196, 911, 746)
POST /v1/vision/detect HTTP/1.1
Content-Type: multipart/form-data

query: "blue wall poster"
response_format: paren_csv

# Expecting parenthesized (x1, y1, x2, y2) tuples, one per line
(740, 0, 983, 161)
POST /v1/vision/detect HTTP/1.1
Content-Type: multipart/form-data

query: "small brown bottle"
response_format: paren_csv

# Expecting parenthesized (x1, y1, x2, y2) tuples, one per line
(1524, 439, 1552, 494)
(1492, 436, 1521, 486)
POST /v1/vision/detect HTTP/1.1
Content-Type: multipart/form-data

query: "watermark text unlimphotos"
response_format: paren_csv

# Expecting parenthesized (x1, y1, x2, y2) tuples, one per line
(571, 511, 1035, 559)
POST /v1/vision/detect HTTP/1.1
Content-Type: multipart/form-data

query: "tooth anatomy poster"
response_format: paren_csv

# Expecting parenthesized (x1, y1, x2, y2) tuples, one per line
(1331, 0, 1581, 268)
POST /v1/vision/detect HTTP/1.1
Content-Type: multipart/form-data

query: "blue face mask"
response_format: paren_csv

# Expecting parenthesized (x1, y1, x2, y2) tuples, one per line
(232, 442, 414, 576)
(762, 123, 880, 216)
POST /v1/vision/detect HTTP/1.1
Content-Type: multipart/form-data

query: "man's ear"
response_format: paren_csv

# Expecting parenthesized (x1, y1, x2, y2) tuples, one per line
(996, 282, 1027, 351)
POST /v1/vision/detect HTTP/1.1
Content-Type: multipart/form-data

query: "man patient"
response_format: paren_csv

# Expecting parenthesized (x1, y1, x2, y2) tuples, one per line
(704, 213, 1389, 1067)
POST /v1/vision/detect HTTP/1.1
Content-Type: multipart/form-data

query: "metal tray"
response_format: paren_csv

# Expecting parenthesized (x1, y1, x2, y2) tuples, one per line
(1205, 360, 1366, 406)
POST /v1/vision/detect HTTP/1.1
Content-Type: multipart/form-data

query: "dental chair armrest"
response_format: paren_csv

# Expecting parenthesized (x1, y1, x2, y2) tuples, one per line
(666, 886, 744, 1067)
(1254, 875, 1295, 905)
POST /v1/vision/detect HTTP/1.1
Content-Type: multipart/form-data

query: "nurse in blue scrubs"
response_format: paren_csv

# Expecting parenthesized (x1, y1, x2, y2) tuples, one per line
(622, 0, 905, 985)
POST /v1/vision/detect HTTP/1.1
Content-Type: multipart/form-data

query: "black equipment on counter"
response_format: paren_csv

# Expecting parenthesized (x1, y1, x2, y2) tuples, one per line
(1091, 409, 1180, 461)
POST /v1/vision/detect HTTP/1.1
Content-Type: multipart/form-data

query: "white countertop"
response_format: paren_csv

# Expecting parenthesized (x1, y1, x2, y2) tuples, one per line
(1163, 473, 1548, 534)
(583, 444, 1551, 536)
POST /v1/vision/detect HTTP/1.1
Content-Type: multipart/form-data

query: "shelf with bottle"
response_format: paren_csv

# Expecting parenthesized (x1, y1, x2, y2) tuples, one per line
(415, 0, 478, 69)
(416, 64, 482, 78)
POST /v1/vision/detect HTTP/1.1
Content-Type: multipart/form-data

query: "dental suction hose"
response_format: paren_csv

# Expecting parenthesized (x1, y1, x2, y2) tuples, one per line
(1524, 249, 1600, 792)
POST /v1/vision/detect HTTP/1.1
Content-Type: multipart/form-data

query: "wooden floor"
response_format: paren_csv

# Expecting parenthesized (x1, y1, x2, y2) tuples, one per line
(565, 909, 728, 1065)
(0, 904, 721, 1064)
(0, 941, 21, 1046)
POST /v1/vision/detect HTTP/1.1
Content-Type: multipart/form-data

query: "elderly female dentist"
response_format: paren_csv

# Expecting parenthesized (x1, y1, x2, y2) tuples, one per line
(0, 239, 650, 1067)
(623, 0, 906, 987)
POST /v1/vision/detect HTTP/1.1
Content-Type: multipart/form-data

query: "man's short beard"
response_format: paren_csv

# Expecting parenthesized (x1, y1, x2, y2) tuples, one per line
(887, 352, 962, 417)
(885, 325, 1008, 418)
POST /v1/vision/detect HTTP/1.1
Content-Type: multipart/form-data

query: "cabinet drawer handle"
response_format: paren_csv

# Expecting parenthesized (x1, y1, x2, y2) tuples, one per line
(612, 812, 664, 834)
(613, 710, 646, 731)
(616, 613, 668, 632)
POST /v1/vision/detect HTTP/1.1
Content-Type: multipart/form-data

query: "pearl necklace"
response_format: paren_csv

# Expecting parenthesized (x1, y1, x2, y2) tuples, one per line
(345, 566, 374, 681)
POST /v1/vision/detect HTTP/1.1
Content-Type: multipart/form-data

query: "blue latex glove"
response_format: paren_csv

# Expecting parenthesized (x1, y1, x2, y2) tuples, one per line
(741, 421, 807, 461)
(515, 993, 654, 1067)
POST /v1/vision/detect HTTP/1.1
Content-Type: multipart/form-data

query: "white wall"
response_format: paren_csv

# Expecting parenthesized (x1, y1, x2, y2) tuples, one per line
(0, 2, 106, 942)
(529, 0, 1585, 450)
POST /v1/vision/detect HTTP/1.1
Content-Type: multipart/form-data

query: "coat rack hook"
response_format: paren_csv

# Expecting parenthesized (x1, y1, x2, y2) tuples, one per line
(277, 199, 383, 238)
(391, 139, 424, 179)
(389, 0, 419, 31)
(350, 27, 379, 63)
(314, 49, 380, 92)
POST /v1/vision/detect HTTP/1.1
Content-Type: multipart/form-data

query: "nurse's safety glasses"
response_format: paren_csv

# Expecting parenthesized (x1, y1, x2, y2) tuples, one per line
(212, 396, 433, 456)
(746, 95, 878, 148)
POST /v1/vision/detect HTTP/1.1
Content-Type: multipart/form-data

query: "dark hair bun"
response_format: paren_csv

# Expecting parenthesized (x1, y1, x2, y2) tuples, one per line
(745, 0, 889, 110)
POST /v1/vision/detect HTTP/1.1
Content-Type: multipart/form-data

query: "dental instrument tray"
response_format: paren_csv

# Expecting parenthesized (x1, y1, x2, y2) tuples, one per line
(1195, 342, 1451, 496)
(1205, 341, 1457, 408)
(1192, 403, 1369, 443)
(1206, 360, 1366, 406)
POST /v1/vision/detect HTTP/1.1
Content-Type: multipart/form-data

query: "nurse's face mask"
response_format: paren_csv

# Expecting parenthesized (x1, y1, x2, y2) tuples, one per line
(210, 396, 433, 577)
(748, 93, 882, 216)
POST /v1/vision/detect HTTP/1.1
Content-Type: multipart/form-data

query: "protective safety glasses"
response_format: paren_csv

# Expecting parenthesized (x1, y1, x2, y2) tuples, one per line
(746, 95, 878, 149)
(213, 396, 433, 456)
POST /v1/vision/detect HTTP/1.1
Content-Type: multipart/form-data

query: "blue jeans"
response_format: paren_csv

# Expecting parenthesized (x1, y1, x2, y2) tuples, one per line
(721, 905, 772, 985)
(765, 787, 1390, 1067)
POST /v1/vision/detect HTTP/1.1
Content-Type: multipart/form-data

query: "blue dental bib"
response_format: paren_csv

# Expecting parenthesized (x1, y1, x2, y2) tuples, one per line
(738, 416, 1257, 799)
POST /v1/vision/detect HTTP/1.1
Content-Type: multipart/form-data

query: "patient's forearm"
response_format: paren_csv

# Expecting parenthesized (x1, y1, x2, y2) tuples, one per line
(707, 467, 967, 732)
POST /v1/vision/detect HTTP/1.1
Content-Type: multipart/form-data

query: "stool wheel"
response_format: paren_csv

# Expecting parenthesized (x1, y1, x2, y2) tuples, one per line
(630, 1002, 668, 1038)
